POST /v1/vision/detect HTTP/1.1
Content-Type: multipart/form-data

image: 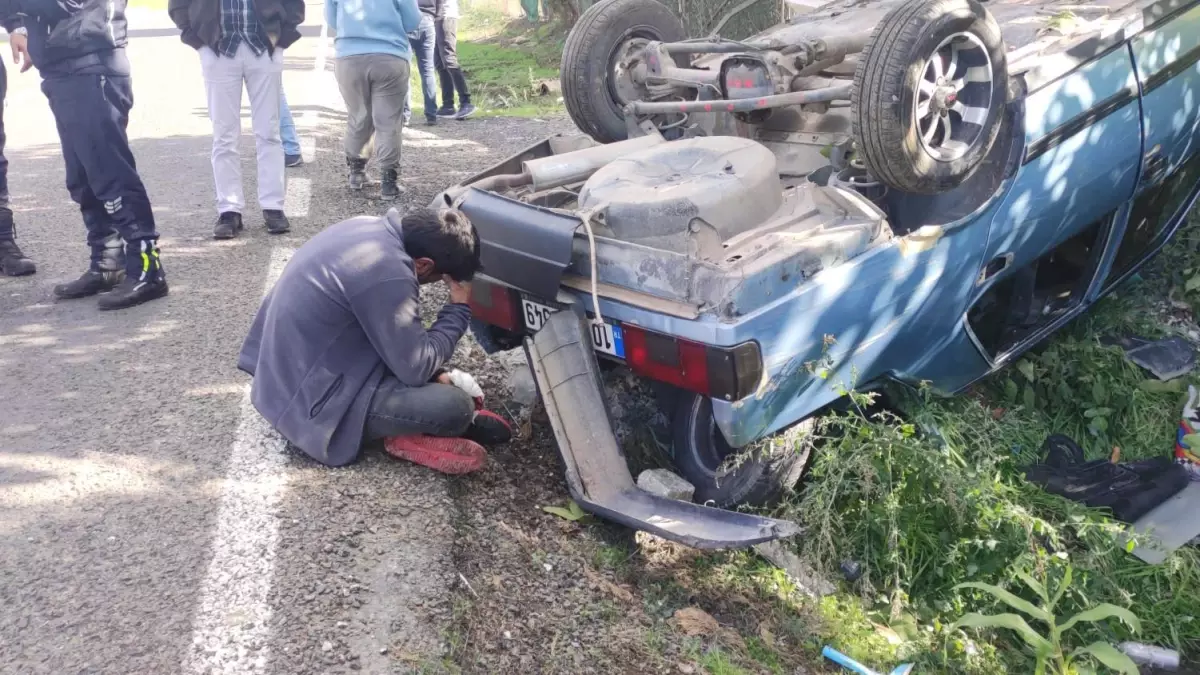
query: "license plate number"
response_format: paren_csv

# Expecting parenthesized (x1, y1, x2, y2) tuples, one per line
(521, 299, 625, 358)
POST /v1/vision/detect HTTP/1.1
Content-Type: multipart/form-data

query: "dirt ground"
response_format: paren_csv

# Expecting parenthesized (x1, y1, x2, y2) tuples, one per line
(306, 113, 819, 674)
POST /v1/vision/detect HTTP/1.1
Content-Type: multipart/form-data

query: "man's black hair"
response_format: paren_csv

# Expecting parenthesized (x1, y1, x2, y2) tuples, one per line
(401, 207, 482, 282)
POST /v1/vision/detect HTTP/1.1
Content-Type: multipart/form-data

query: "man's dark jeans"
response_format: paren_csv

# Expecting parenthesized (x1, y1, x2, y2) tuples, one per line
(363, 377, 475, 441)
(42, 73, 160, 277)
(403, 14, 439, 122)
(0, 59, 11, 238)
(436, 17, 471, 108)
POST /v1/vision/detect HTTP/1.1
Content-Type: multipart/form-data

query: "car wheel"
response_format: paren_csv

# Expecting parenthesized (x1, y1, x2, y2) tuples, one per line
(852, 0, 1006, 194)
(560, 0, 688, 144)
(671, 394, 813, 509)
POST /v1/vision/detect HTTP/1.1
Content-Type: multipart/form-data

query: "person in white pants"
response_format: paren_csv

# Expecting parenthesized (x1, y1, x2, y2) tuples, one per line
(169, 0, 304, 239)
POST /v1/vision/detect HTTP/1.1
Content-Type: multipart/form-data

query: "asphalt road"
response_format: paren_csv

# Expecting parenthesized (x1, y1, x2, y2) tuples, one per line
(0, 11, 550, 673)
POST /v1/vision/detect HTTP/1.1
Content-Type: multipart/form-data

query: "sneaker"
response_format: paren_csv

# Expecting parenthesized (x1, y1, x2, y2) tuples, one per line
(463, 409, 513, 446)
(0, 239, 36, 277)
(213, 211, 243, 240)
(425, 116, 438, 126)
(383, 435, 487, 474)
(347, 158, 368, 191)
(380, 169, 404, 201)
(454, 103, 477, 120)
(285, 153, 304, 168)
(263, 209, 291, 235)
(97, 276, 169, 311)
(53, 270, 123, 299)
(436, 106, 457, 119)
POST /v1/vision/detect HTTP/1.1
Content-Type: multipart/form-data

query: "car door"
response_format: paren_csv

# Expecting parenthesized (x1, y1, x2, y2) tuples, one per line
(962, 45, 1143, 366)
(1097, 1, 1200, 293)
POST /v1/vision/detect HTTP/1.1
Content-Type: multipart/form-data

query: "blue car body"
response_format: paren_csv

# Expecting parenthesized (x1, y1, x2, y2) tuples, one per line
(445, 0, 1200, 451)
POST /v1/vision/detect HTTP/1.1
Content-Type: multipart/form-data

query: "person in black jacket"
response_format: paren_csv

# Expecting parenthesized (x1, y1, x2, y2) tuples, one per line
(0, 18, 36, 277)
(2, 0, 167, 310)
(168, 0, 303, 240)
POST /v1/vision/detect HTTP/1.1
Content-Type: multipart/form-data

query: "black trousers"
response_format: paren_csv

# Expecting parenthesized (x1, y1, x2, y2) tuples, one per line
(41, 74, 161, 278)
(0, 60, 11, 236)
(435, 18, 471, 108)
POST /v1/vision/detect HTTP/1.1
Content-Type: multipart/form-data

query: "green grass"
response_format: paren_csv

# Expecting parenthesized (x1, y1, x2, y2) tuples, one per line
(454, 10, 567, 118)
(740, 211, 1200, 672)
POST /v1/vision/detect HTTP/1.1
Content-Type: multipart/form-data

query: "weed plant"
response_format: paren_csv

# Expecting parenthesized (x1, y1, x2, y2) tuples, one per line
(779, 228, 1200, 671)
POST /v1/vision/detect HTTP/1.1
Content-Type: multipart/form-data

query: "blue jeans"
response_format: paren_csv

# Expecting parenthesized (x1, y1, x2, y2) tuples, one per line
(280, 90, 301, 156)
(403, 14, 439, 122)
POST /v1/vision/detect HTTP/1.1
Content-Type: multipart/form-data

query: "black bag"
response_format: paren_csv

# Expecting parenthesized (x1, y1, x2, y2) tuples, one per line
(1024, 435, 1190, 523)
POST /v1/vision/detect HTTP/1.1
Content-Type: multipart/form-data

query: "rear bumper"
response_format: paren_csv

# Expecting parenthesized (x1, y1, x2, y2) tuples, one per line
(526, 303, 801, 549)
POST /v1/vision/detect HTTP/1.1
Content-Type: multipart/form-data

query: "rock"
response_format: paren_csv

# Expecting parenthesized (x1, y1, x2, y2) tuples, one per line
(321, 641, 333, 652)
(637, 469, 695, 502)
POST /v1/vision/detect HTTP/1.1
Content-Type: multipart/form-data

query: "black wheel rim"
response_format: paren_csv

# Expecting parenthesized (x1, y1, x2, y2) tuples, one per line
(913, 31, 994, 162)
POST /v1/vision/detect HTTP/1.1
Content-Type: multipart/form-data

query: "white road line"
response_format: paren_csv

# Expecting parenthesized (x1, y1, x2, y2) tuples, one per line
(183, 247, 294, 675)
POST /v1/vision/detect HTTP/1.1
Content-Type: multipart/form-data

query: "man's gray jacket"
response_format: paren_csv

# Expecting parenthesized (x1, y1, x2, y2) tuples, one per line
(238, 209, 471, 466)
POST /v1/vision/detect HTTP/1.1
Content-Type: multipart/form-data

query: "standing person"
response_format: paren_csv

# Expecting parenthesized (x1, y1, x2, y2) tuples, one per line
(280, 89, 303, 167)
(0, 19, 35, 277)
(326, 0, 420, 200)
(2, 0, 169, 309)
(401, 0, 439, 126)
(238, 207, 512, 472)
(168, 0, 304, 240)
(434, 0, 474, 120)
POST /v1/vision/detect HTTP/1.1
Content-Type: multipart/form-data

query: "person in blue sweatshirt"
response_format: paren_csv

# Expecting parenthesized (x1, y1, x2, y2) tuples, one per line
(326, 0, 421, 200)
(238, 207, 512, 473)
(2, 0, 168, 310)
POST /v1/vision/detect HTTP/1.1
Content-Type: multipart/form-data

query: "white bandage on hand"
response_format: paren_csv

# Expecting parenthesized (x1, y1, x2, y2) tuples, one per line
(446, 369, 484, 402)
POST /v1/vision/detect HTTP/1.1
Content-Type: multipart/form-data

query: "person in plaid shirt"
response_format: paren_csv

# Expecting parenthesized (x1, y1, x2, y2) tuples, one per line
(169, 0, 304, 240)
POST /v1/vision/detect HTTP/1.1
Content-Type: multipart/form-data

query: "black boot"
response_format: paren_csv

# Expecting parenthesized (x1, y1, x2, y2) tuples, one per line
(54, 270, 123, 299)
(97, 275, 169, 310)
(98, 238, 168, 310)
(347, 158, 367, 191)
(213, 211, 243, 240)
(380, 168, 404, 201)
(263, 209, 290, 235)
(0, 210, 35, 276)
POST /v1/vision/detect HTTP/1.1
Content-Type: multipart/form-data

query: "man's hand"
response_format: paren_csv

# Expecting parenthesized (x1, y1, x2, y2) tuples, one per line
(10, 33, 32, 73)
(446, 276, 471, 305)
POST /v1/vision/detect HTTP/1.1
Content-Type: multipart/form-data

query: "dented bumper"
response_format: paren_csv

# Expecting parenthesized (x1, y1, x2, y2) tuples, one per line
(526, 303, 802, 549)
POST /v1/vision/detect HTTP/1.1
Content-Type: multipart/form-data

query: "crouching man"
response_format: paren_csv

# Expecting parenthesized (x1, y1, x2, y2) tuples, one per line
(238, 207, 512, 474)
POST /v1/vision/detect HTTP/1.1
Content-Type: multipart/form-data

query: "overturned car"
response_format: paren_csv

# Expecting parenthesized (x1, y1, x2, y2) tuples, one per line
(434, 0, 1200, 548)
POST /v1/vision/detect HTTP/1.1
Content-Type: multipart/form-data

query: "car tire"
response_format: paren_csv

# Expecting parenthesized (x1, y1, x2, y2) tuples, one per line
(671, 393, 813, 509)
(852, 0, 1006, 194)
(560, 0, 688, 144)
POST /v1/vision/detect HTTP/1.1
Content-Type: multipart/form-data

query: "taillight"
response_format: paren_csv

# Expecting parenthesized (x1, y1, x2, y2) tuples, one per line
(623, 324, 761, 401)
(468, 279, 520, 332)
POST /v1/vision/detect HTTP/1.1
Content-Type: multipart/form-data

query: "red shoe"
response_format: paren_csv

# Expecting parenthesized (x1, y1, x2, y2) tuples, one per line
(464, 409, 513, 446)
(383, 435, 487, 474)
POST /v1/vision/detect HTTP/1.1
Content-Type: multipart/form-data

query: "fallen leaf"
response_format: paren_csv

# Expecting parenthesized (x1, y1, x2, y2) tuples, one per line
(674, 607, 719, 636)
(584, 567, 635, 603)
(677, 664, 696, 674)
(719, 627, 747, 651)
(541, 500, 587, 521)
(757, 623, 776, 647)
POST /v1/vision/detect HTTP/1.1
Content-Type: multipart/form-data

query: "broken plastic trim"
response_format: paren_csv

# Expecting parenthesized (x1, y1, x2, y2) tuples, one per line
(526, 302, 802, 549)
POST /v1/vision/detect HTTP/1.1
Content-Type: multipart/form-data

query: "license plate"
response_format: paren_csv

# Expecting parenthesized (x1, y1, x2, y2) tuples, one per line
(521, 299, 625, 359)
